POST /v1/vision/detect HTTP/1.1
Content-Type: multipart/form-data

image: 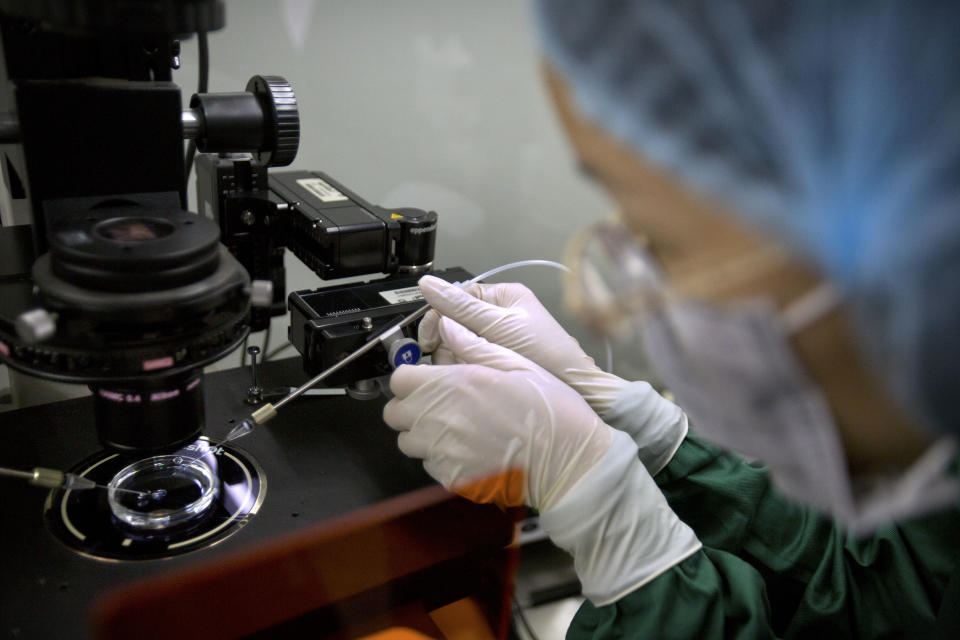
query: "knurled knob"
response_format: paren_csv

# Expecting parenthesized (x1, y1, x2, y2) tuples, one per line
(246, 75, 300, 167)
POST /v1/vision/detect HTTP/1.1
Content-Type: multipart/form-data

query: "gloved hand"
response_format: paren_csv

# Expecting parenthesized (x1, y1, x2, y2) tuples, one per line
(419, 276, 625, 412)
(417, 275, 688, 474)
(384, 316, 611, 511)
(384, 316, 702, 604)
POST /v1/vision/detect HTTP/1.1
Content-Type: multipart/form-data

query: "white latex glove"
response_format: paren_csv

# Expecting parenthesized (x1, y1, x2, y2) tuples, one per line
(418, 275, 688, 474)
(418, 275, 626, 414)
(542, 427, 702, 605)
(384, 316, 702, 604)
(383, 316, 611, 511)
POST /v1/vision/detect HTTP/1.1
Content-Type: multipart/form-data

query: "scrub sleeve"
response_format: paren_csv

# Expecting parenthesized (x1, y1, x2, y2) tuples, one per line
(567, 435, 960, 639)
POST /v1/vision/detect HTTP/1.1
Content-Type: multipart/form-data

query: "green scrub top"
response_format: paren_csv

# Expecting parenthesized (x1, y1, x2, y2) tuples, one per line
(567, 435, 960, 638)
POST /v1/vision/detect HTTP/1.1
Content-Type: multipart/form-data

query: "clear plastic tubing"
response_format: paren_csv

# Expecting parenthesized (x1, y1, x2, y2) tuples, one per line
(463, 259, 613, 374)
(467, 259, 570, 285)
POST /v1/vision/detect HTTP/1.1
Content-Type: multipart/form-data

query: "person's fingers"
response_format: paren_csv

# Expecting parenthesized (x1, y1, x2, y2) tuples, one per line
(438, 317, 532, 372)
(385, 363, 467, 429)
(418, 275, 515, 337)
(388, 363, 446, 398)
(459, 281, 483, 298)
(381, 397, 410, 431)
(383, 392, 441, 432)
(419, 283, 519, 352)
(418, 309, 442, 352)
(431, 346, 458, 365)
(396, 427, 432, 459)
(470, 282, 524, 307)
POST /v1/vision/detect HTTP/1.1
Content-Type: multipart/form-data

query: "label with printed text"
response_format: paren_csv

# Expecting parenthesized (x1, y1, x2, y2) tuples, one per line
(379, 286, 424, 305)
(297, 177, 349, 203)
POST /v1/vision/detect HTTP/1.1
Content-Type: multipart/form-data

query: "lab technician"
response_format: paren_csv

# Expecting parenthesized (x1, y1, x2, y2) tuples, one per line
(384, 1, 960, 636)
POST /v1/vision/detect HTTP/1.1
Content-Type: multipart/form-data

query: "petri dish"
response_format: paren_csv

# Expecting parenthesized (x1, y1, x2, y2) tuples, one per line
(107, 455, 219, 531)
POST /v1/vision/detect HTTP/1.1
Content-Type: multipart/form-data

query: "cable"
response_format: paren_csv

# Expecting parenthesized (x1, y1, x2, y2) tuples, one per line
(466, 258, 569, 284)
(512, 595, 541, 640)
(240, 335, 249, 367)
(196, 31, 209, 93)
(183, 144, 198, 188)
(262, 324, 271, 357)
(265, 341, 294, 361)
(183, 31, 209, 184)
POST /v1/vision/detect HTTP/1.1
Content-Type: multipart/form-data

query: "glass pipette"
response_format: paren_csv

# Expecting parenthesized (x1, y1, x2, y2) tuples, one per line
(223, 259, 584, 443)
(0, 464, 150, 498)
(220, 302, 432, 443)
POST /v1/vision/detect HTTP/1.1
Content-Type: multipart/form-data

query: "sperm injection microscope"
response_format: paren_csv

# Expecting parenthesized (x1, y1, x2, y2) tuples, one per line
(0, 0, 465, 561)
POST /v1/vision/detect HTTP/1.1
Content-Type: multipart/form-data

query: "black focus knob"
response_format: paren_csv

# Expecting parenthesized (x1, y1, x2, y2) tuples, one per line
(392, 208, 438, 272)
(189, 75, 300, 167)
(246, 75, 300, 167)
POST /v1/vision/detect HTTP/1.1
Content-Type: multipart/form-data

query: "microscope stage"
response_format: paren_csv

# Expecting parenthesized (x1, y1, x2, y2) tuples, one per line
(0, 359, 434, 638)
(44, 439, 264, 561)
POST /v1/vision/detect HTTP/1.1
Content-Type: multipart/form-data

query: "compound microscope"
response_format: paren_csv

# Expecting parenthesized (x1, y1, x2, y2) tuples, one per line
(0, 2, 515, 637)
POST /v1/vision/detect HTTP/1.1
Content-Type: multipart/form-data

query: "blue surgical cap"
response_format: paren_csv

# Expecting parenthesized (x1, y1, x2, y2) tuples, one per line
(536, 0, 960, 435)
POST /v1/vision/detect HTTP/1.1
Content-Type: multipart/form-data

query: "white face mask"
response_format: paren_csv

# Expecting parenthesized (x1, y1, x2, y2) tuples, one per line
(639, 286, 958, 534)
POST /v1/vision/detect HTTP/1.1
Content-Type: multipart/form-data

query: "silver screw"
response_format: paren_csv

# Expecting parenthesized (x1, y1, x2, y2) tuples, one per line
(361, 317, 373, 330)
(241, 210, 256, 226)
